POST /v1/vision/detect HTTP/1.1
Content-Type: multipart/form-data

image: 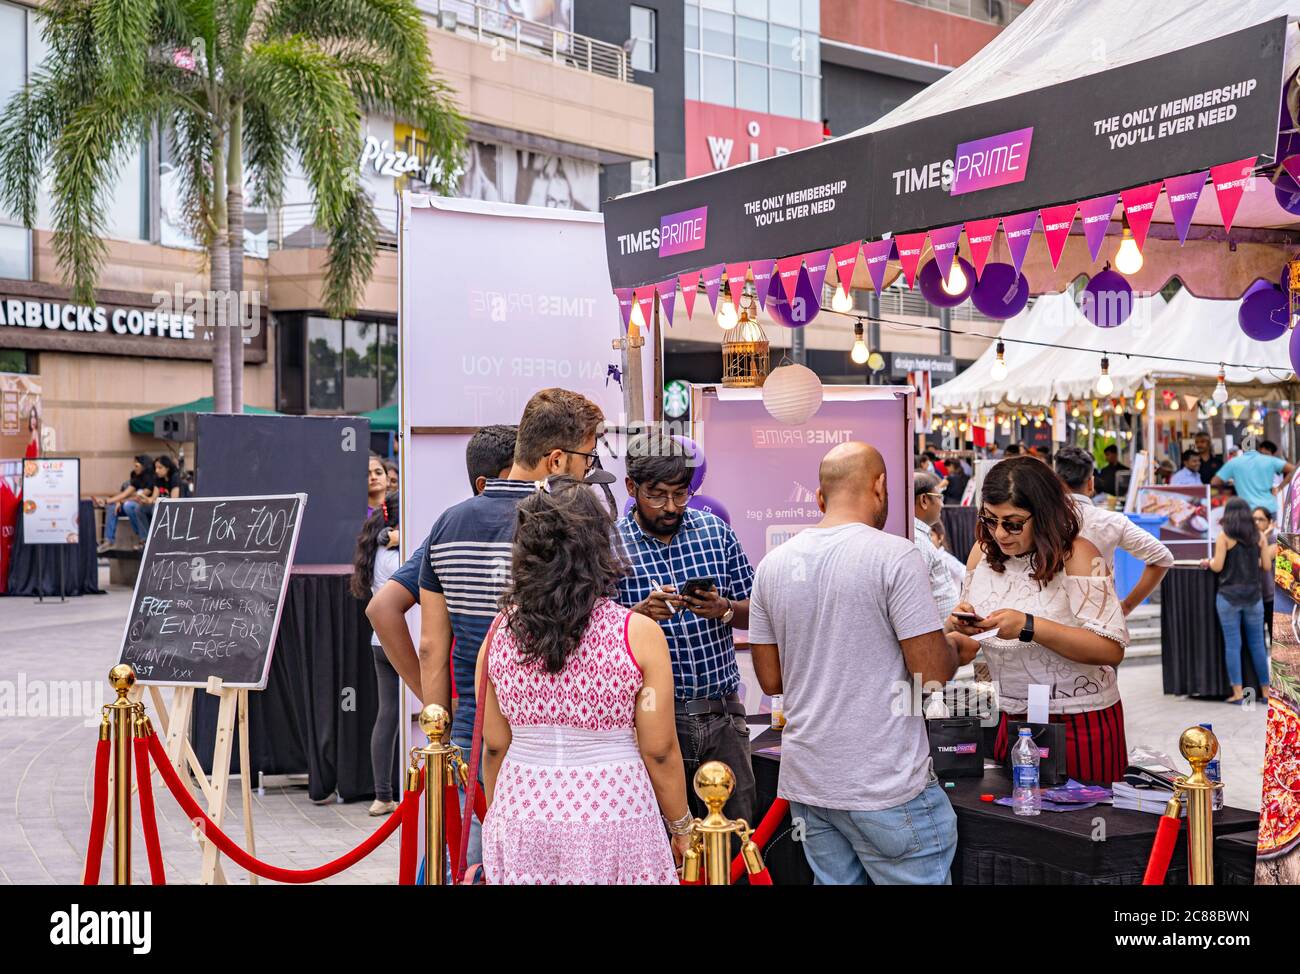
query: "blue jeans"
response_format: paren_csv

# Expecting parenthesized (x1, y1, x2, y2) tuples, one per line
(789, 779, 957, 885)
(1215, 594, 1270, 688)
(105, 500, 146, 542)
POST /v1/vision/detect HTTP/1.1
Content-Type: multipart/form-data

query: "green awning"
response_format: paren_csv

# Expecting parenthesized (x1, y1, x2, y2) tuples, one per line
(358, 402, 397, 433)
(128, 397, 279, 435)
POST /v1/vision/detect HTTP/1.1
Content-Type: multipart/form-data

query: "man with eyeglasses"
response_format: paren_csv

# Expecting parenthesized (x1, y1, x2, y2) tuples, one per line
(615, 432, 758, 824)
(913, 471, 960, 621)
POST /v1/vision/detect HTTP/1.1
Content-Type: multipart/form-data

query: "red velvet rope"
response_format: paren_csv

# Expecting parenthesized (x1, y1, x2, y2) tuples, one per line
(398, 769, 424, 886)
(1143, 813, 1182, 885)
(444, 780, 464, 879)
(145, 732, 411, 883)
(133, 735, 167, 885)
(82, 735, 111, 885)
(747, 867, 773, 886)
(731, 798, 789, 883)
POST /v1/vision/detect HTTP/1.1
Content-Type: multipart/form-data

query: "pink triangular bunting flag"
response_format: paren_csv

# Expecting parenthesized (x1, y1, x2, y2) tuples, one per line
(1163, 172, 1206, 246)
(678, 271, 701, 319)
(1120, 182, 1162, 251)
(655, 278, 677, 326)
(963, 219, 999, 280)
(750, 259, 777, 311)
(893, 232, 928, 288)
(862, 238, 894, 294)
(1039, 203, 1078, 270)
(1078, 194, 1118, 263)
(1001, 211, 1038, 276)
(832, 241, 861, 294)
(725, 263, 749, 307)
(928, 225, 963, 283)
(1210, 158, 1256, 233)
(701, 264, 724, 313)
(775, 255, 804, 304)
(633, 285, 655, 330)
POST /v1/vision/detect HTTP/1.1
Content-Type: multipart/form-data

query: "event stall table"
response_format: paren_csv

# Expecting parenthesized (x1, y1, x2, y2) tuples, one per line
(4, 498, 102, 596)
(191, 565, 397, 803)
(940, 506, 977, 563)
(749, 722, 1258, 885)
(1161, 566, 1265, 698)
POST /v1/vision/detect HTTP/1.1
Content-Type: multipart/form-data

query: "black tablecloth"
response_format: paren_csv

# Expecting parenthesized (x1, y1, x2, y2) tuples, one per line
(1216, 829, 1259, 886)
(1161, 566, 1264, 698)
(191, 567, 398, 803)
(749, 725, 1258, 885)
(4, 498, 102, 596)
(941, 505, 977, 561)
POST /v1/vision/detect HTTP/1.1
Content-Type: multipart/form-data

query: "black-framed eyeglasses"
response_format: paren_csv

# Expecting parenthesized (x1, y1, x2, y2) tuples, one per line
(561, 448, 599, 471)
(978, 511, 1033, 535)
(638, 485, 694, 509)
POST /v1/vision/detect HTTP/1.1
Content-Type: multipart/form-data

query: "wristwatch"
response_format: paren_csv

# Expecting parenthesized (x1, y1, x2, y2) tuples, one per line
(720, 599, 735, 625)
(1018, 613, 1035, 643)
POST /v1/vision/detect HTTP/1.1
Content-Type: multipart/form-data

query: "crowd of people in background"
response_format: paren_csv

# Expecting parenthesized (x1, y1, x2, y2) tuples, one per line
(340, 396, 1294, 886)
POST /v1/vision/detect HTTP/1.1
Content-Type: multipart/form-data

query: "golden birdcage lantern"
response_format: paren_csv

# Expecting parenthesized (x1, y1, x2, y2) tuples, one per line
(721, 301, 770, 388)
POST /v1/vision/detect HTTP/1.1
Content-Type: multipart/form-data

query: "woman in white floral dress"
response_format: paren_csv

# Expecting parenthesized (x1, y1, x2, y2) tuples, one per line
(948, 458, 1131, 784)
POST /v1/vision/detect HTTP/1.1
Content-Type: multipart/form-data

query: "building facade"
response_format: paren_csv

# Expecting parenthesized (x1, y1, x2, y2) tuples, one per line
(0, 0, 653, 494)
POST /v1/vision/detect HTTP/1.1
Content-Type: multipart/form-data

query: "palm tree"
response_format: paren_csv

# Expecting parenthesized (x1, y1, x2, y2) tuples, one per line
(0, 0, 463, 413)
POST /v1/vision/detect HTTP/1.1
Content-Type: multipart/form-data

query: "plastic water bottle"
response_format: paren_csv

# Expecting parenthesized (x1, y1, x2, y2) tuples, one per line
(1200, 722, 1223, 811)
(770, 695, 786, 730)
(1011, 727, 1041, 816)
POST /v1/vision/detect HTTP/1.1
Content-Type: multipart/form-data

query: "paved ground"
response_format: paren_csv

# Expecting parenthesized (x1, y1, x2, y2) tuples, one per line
(0, 574, 1266, 885)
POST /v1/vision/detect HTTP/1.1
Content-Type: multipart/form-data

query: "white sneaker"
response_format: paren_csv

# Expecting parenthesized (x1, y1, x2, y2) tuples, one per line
(368, 799, 398, 816)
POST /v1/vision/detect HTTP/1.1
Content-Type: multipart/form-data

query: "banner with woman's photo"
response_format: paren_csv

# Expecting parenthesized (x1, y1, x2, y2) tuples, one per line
(1134, 484, 1212, 561)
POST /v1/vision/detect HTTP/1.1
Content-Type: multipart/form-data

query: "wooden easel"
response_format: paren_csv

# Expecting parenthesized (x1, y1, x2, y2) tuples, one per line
(111, 680, 258, 884)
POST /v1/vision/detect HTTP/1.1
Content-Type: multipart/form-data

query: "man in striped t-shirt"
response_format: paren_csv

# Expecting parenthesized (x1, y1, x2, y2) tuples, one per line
(417, 388, 605, 752)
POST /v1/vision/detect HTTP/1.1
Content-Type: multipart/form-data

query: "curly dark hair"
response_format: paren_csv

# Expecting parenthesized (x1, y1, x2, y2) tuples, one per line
(500, 477, 629, 674)
(978, 457, 1080, 584)
(351, 491, 399, 600)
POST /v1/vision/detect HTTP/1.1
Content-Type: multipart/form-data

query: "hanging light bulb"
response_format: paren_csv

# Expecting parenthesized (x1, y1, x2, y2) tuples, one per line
(1115, 214, 1144, 275)
(850, 321, 869, 365)
(1212, 367, 1229, 405)
(989, 341, 1008, 381)
(1208, 405, 1219, 417)
(1113, 399, 1124, 414)
(1170, 396, 1180, 411)
(1071, 404, 1080, 418)
(941, 258, 969, 297)
(1095, 355, 1113, 397)
(867, 351, 886, 372)
(716, 285, 739, 329)
(1092, 400, 1103, 418)
(831, 287, 854, 314)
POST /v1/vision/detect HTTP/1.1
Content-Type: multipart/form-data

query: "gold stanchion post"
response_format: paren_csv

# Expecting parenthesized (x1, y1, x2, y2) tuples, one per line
(416, 704, 461, 886)
(686, 761, 764, 885)
(107, 664, 137, 885)
(1176, 725, 1221, 885)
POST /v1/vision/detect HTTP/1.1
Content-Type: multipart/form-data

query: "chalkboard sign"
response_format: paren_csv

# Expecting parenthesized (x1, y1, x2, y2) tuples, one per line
(117, 494, 306, 688)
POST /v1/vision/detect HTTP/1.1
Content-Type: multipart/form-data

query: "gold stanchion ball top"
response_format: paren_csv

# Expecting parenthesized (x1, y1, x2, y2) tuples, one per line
(1179, 725, 1218, 765)
(693, 761, 735, 807)
(108, 664, 136, 694)
(418, 703, 450, 740)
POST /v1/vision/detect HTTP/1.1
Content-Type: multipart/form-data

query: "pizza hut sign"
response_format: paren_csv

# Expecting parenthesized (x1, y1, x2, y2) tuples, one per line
(359, 135, 460, 189)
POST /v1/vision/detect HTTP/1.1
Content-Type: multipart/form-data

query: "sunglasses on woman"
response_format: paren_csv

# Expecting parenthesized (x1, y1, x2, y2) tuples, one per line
(978, 511, 1033, 535)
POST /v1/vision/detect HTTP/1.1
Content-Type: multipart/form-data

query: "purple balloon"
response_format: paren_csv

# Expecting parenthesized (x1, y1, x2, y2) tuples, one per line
(623, 496, 636, 517)
(686, 493, 730, 526)
(1291, 318, 1300, 377)
(917, 256, 975, 308)
(671, 434, 707, 493)
(1245, 278, 1274, 300)
(970, 263, 1030, 319)
(1275, 159, 1300, 215)
(765, 265, 821, 327)
(1238, 286, 1289, 342)
(1079, 269, 1134, 328)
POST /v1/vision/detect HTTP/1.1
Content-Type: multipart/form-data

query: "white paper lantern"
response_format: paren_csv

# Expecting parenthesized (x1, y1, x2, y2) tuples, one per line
(762, 363, 824, 424)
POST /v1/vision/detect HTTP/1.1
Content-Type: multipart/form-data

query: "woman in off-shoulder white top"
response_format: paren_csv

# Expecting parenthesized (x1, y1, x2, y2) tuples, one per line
(947, 458, 1130, 785)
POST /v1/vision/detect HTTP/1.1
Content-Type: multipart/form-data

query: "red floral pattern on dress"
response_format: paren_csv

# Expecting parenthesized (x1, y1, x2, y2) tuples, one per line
(482, 599, 678, 885)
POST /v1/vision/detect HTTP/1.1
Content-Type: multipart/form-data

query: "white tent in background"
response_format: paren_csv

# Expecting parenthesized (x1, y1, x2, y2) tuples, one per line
(932, 292, 1078, 411)
(1049, 288, 1294, 403)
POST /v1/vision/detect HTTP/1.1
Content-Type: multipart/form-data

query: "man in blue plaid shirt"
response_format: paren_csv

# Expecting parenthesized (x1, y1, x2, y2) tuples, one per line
(615, 433, 757, 824)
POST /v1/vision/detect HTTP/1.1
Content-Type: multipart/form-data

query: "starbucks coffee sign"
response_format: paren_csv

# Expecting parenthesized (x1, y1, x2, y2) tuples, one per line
(0, 297, 197, 340)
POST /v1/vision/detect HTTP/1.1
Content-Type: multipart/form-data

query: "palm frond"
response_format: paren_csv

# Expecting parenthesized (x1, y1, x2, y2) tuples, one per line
(241, 94, 289, 210)
(322, 184, 379, 317)
(0, 74, 69, 227)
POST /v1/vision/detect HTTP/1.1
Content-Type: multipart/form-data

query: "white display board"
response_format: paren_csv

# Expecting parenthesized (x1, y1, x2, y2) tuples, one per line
(21, 457, 80, 544)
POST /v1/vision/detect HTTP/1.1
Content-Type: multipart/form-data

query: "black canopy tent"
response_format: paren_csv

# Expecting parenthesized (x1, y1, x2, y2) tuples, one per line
(603, 5, 1291, 293)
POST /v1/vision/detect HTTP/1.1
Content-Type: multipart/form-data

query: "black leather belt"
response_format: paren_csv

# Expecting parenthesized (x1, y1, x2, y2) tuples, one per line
(676, 694, 745, 717)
